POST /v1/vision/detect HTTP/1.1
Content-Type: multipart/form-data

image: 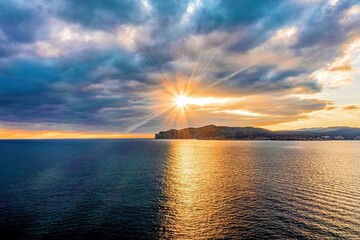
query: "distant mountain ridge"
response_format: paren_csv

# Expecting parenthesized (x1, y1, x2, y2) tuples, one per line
(155, 125, 360, 140)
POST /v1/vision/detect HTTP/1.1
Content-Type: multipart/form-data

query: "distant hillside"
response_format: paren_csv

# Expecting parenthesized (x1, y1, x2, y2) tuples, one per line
(155, 125, 360, 140)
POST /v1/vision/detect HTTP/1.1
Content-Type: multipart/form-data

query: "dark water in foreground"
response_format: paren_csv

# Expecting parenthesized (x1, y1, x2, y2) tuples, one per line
(0, 140, 359, 239)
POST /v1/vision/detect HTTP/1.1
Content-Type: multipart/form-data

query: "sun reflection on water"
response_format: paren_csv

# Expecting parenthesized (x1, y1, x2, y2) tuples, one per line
(158, 140, 256, 239)
(156, 140, 360, 239)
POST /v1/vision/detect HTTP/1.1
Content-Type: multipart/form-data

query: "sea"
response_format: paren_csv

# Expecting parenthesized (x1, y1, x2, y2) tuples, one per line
(0, 139, 359, 239)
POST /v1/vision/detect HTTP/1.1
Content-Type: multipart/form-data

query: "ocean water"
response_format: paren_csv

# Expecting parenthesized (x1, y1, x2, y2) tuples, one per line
(0, 139, 359, 239)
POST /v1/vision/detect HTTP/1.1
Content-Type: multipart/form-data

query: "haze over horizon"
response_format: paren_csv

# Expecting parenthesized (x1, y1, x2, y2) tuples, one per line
(0, 0, 359, 139)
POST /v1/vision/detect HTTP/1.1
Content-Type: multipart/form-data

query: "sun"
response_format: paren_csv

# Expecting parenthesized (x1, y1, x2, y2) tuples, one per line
(175, 95, 189, 108)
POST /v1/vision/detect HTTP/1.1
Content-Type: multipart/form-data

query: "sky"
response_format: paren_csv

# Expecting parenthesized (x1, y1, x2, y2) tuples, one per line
(0, 0, 359, 138)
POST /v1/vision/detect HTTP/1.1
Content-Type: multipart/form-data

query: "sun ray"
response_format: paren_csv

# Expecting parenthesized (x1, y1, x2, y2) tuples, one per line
(133, 36, 245, 133)
(205, 65, 253, 90)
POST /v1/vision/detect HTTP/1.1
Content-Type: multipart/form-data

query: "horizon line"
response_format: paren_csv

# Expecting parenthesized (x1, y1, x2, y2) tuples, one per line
(1, 124, 360, 139)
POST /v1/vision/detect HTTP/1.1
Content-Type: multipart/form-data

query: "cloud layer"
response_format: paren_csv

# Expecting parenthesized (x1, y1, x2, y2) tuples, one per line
(0, 0, 359, 134)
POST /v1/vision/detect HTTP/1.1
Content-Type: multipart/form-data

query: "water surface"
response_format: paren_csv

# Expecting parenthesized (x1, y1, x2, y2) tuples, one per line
(0, 140, 359, 239)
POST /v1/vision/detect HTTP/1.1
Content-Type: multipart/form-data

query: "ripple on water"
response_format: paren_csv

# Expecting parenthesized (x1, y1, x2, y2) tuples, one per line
(0, 140, 359, 239)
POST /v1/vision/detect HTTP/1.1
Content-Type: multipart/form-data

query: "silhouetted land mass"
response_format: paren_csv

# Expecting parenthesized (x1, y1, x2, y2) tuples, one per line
(155, 125, 360, 140)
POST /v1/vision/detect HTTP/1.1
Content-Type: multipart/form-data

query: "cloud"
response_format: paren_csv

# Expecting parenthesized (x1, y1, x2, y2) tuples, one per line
(195, 0, 285, 31)
(0, 0, 359, 134)
(293, 0, 358, 49)
(268, 102, 360, 130)
(312, 35, 360, 88)
(0, 49, 153, 131)
(56, 0, 150, 30)
(343, 105, 360, 110)
(0, 1, 43, 43)
(34, 18, 154, 57)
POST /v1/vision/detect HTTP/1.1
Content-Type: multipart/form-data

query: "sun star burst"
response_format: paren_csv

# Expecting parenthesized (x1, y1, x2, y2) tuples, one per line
(175, 95, 189, 108)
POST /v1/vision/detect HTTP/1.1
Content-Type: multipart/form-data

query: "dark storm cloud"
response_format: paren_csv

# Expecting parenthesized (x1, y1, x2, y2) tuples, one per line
(195, 0, 282, 32)
(56, 49, 151, 83)
(194, 0, 305, 53)
(0, 49, 152, 130)
(56, 0, 148, 30)
(57, 0, 193, 31)
(0, 1, 43, 43)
